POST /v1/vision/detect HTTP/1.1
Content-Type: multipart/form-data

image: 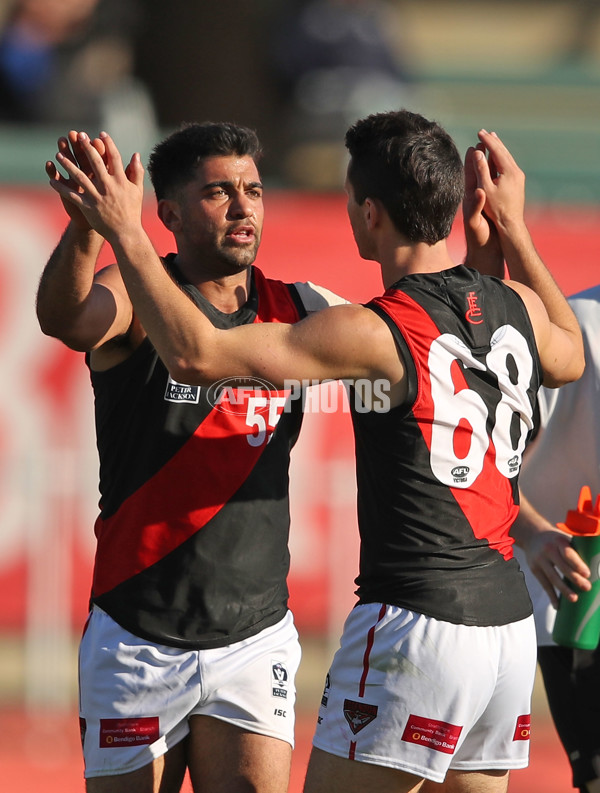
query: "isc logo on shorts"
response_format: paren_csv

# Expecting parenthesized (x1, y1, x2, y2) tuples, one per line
(272, 661, 289, 699)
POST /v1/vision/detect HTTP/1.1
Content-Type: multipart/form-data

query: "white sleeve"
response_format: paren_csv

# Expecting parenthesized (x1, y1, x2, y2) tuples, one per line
(293, 281, 350, 314)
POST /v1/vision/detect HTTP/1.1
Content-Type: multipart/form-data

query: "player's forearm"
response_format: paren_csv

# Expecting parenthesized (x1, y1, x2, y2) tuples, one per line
(110, 229, 221, 383)
(499, 221, 584, 384)
(36, 221, 105, 342)
(498, 221, 579, 337)
(511, 491, 553, 549)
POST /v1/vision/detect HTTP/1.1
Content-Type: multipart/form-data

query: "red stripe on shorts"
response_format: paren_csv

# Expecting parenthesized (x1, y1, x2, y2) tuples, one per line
(358, 603, 387, 697)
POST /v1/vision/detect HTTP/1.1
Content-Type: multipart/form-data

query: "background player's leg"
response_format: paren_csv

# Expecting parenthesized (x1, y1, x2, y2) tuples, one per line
(186, 715, 292, 793)
(86, 738, 188, 793)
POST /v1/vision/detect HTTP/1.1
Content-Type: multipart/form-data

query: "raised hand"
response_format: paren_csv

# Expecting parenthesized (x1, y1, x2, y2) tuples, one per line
(46, 130, 107, 229)
(462, 141, 504, 277)
(470, 129, 527, 233)
(48, 131, 145, 246)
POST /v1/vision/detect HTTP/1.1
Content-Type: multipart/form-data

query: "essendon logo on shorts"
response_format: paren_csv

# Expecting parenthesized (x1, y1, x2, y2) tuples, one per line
(343, 699, 378, 735)
(513, 714, 531, 741)
(99, 717, 159, 748)
(401, 714, 462, 755)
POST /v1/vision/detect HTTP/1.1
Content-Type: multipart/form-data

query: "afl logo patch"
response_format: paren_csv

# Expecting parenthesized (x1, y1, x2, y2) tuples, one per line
(206, 376, 277, 415)
(508, 455, 520, 473)
(451, 465, 469, 482)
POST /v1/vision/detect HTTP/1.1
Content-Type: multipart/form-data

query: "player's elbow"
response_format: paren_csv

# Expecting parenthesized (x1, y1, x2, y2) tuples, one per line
(562, 340, 586, 384)
(36, 301, 61, 339)
(37, 310, 90, 352)
(571, 354, 586, 383)
(542, 326, 585, 387)
(543, 367, 583, 389)
(167, 356, 215, 387)
(543, 350, 585, 388)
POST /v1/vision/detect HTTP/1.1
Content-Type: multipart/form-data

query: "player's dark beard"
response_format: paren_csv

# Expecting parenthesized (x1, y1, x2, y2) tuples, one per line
(214, 236, 260, 271)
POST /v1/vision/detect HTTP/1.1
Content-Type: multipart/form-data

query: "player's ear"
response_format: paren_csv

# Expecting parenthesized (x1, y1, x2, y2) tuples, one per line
(364, 197, 380, 231)
(158, 198, 182, 232)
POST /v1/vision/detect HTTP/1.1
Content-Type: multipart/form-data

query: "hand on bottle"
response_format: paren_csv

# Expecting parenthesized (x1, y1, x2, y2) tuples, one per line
(526, 526, 591, 609)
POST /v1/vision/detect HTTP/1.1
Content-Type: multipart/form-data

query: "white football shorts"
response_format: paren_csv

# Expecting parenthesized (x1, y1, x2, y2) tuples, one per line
(79, 605, 301, 778)
(312, 603, 536, 784)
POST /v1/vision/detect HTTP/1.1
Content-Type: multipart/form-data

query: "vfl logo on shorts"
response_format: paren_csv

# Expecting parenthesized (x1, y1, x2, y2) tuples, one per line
(343, 699, 378, 734)
(513, 714, 531, 741)
(272, 661, 289, 699)
(321, 672, 331, 707)
(164, 376, 201, 404)
(401, 714, 462, 755)
(99, 717, 159, 748)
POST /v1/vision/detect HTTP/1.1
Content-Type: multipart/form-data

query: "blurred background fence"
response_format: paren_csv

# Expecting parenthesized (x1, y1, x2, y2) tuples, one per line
(0, 2, 599, 790)
(1, 0, 599, 198)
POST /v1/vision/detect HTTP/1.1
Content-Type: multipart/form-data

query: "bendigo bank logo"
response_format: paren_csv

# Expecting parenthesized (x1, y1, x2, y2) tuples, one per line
(99, 717, 160, 748)
(513, 714, 531, 741)
(401, 714, 462, 754)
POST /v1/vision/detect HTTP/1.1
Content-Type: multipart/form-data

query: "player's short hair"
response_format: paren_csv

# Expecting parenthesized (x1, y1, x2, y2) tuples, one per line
(148, 121, 263, 200)
(345, 110, 464, 244)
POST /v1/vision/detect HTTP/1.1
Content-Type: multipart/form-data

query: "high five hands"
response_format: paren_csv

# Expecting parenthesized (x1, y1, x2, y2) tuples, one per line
(47, 131, 144, 245)
(463, 129, 529, 278)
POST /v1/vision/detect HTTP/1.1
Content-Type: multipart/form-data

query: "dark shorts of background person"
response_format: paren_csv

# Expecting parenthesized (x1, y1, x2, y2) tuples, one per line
(537, 644, 600, 792)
